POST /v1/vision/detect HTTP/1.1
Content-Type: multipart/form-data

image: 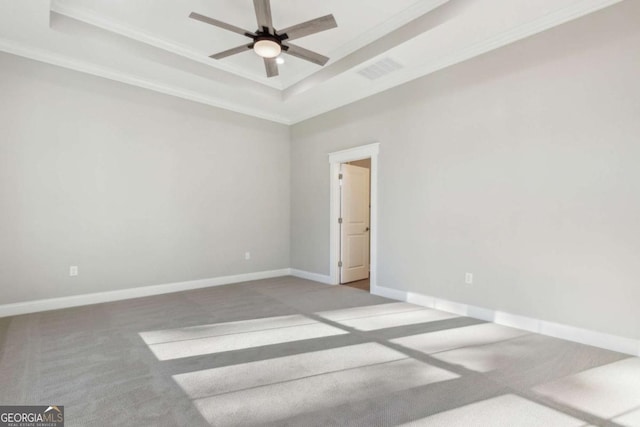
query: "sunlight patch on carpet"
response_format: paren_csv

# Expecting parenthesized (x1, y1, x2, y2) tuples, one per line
(396, 394, 586, 427)
(391, 323, 530, 355)
(192, 358, 458, 425)
(173, 342, 408, 399)
(334, 308, 459, 331)
(533, 357, 640, 420)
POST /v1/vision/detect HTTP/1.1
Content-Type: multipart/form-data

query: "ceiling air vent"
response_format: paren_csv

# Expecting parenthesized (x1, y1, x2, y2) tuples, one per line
(357, 58, 403, 80)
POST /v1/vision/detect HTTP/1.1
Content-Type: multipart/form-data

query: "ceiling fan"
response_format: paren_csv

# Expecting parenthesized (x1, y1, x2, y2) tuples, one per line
(189, 0, 337, 78)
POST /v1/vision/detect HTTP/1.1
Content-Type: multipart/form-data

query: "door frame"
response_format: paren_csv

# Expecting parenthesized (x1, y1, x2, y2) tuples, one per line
(328, 142, 379, 289)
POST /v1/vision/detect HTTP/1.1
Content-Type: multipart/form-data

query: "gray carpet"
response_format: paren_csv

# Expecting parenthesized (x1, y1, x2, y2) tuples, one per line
(1, 276, 638, 426)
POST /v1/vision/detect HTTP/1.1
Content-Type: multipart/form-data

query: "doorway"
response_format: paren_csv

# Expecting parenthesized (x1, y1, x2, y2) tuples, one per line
(340, 160, 371, 291)
(328, 143, 379, 293)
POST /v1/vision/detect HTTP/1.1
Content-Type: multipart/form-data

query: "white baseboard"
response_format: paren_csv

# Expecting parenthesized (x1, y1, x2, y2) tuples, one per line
(370, 284, 407, 301)
(372, 285, 640, 357)
(5, 272, 636, 357)
(289, 269, 334, 285)
(0, 269, 290, 318)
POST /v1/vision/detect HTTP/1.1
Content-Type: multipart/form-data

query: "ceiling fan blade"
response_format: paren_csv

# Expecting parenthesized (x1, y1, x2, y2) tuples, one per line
(210, 44, 253, 60)
(253, 0, 273, 32)
(278, 15, 337, 41)
(189, 12, 255, 38)
(283, 43, 329, 66)
(264, 58, 279, 78)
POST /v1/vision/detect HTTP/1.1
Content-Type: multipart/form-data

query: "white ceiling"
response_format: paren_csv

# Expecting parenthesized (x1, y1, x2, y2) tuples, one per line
(0, 0, 624, 124)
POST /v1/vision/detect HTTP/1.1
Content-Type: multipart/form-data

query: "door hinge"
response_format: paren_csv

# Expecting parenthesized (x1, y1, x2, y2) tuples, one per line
(338, 261, 343, 267)
(338, 173, 343, 180)
(338, 217, 343, 224)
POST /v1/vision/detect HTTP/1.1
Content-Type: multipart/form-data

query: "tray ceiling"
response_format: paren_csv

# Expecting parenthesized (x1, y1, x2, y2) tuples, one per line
(0, 0, 624, 124)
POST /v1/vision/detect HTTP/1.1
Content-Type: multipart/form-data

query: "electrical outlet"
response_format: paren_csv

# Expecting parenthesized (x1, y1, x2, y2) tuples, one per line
(245, 252, 251, 260)
(465, 273, 473, 284)
(70, 266, 79, 277)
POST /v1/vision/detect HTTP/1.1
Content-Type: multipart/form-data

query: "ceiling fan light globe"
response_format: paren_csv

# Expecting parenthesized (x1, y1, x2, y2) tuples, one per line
(254, 39, 281, 58)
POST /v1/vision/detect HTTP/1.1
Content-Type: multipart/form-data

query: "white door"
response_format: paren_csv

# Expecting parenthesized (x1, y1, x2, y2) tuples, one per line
(340, 164, 370, 283)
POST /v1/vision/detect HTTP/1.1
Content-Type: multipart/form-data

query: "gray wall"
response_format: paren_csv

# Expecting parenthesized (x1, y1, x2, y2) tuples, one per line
(0, 53, 290, 305)
(290, 2, 640, 340)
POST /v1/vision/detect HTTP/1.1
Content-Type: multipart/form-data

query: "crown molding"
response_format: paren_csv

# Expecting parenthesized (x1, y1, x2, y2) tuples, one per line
(49, 0, 283, 90)
(1, 0, 625, 125)
(0, 37, 292, 125)
(287, 0, 624, 124)
(50, 0, 450, 91)
(279, 0, 449, 87)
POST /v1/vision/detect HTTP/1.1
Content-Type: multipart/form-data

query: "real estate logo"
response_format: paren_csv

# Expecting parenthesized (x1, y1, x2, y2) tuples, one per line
(0, 405, 64, 427)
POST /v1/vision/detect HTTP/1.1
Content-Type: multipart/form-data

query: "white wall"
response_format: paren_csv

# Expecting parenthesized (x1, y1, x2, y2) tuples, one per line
(0, 53, 290, 305)
(290, 2, 640, 340)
